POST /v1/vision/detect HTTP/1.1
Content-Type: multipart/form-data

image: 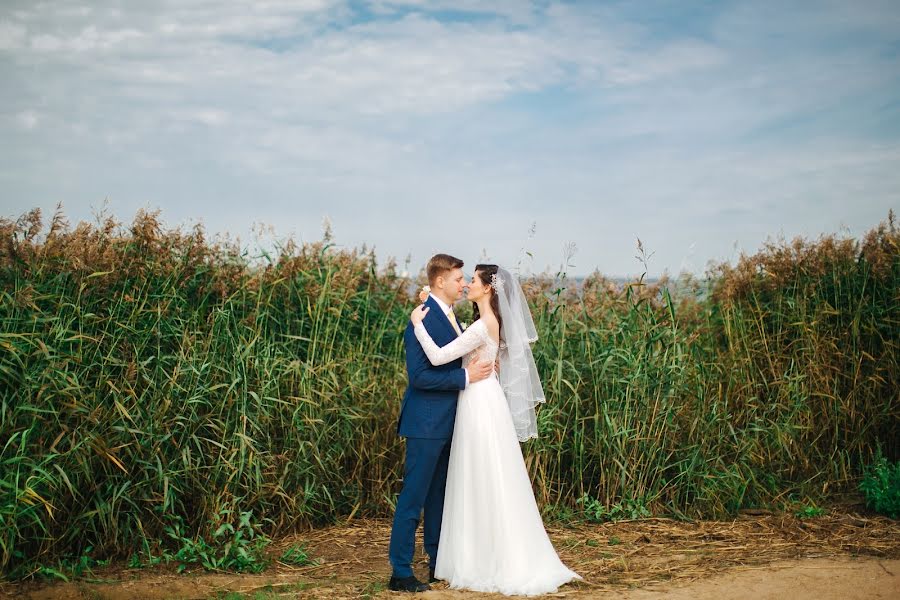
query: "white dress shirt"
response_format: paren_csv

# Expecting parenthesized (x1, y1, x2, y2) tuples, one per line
(429, 293, 468, 388)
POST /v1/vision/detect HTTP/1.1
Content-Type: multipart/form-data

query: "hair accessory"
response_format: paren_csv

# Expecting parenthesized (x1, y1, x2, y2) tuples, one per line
(490, 272, 503, 290)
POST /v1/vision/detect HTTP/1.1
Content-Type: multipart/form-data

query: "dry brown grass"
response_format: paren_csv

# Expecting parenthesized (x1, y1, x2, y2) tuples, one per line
(3, 504, 897, 599)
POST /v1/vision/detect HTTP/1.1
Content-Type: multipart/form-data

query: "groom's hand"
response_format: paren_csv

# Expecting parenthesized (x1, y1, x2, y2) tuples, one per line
(466, 360, 493, 384)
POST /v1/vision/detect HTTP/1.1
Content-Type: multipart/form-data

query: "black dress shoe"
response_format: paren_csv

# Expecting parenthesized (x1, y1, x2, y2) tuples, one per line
(429, 568, 439, 584)
(388, 575, 431, 592)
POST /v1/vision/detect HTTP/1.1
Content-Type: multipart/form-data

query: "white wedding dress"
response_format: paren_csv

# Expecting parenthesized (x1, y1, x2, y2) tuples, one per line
(414, 319, 582, 596)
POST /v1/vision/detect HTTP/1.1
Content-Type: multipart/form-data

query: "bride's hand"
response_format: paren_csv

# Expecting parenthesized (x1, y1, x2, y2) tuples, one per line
(410, 304, 429, 325)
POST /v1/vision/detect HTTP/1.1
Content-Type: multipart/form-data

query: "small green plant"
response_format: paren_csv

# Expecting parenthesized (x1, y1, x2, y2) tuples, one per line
(577, 494, 651, 523)
(29, 547, 111, 582)
(542, 503, 578, 523)
(795, 503, 826, 519)
(161, 508, 272, 573)
(360, 580, 386, 599)
(608, 536, 621, 546)
(127, 549, 169, 569)
(859, 451, 900, 519)
(34, 566, 70, 582)
(60, 546, 110, 576)
(279, 543, 315, 566)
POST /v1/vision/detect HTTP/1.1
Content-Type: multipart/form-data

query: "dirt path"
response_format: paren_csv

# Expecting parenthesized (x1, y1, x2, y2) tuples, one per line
(607, 557, 899, 600)
(3, 509, 898, 599)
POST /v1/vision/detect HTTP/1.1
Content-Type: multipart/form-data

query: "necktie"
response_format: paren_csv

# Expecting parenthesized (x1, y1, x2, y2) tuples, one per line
(447, 309, 462, 336)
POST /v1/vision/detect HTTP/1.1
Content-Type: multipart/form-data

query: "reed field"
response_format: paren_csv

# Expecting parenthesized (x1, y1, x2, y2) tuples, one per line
(0, 206, 897, 578)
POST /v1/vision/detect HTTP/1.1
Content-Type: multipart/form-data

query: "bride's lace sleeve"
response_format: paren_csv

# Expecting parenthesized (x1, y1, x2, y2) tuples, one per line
(413, 320, 486, 366)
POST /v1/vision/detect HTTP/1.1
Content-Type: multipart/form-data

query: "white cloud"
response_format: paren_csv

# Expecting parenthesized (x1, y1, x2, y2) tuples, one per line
(171, 108, 229, 127)
(15, 110, 39, 129)
(0, 20, 27, 49)
(0, 0, 897, 276)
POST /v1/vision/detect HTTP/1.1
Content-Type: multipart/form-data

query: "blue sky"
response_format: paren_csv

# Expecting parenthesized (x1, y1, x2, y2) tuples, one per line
(1, 0, 898, 277)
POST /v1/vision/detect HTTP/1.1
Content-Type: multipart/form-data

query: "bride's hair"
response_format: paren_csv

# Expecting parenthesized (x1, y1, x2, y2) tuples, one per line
(472, 264, 502, 334)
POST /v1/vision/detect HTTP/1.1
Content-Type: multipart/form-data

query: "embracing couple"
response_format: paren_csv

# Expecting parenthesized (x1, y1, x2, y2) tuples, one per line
(387, 254, 582, 595)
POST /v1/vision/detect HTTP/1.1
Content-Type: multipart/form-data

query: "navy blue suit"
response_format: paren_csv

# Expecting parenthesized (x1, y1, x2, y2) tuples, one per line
(389, 295, 466, 578)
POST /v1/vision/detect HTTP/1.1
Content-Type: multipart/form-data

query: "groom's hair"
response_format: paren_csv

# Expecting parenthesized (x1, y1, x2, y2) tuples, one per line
(427, 254, 464, 285)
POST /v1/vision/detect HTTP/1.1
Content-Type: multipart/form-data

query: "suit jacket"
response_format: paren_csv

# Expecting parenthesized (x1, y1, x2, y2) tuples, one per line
(397, 294, 466, 439)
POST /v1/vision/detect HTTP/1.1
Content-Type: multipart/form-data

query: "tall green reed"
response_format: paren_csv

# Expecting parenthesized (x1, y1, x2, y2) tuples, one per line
(0, 206, 896, 576)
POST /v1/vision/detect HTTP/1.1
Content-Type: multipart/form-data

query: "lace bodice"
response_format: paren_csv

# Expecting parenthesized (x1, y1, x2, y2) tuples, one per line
(414, 319, 499, 368)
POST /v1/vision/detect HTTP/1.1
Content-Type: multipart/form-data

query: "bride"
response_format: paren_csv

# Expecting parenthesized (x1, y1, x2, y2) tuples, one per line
(409, 264, 582, 596)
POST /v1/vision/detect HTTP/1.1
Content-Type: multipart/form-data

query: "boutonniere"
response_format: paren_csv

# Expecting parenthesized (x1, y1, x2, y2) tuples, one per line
(418, 285, 430, 303)
(461, 322, 467, 330)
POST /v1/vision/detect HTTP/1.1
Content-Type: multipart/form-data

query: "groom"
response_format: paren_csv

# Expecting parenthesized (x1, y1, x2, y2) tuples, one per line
(388, 254, 493, 592)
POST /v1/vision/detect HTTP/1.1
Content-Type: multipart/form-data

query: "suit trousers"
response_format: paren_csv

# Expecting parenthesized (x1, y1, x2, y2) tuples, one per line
(388, 436, 452, 578)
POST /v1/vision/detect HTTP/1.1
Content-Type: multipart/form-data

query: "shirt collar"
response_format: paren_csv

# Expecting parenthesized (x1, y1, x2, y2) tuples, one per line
(429, 293, 453, 315)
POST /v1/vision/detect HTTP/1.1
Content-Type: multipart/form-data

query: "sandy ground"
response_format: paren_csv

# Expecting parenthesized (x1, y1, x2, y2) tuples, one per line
(425, 557, 900, 599)
(3, 557, 898, 600)
(3, 509, 898, 600)
(608, 557, 899, 600)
